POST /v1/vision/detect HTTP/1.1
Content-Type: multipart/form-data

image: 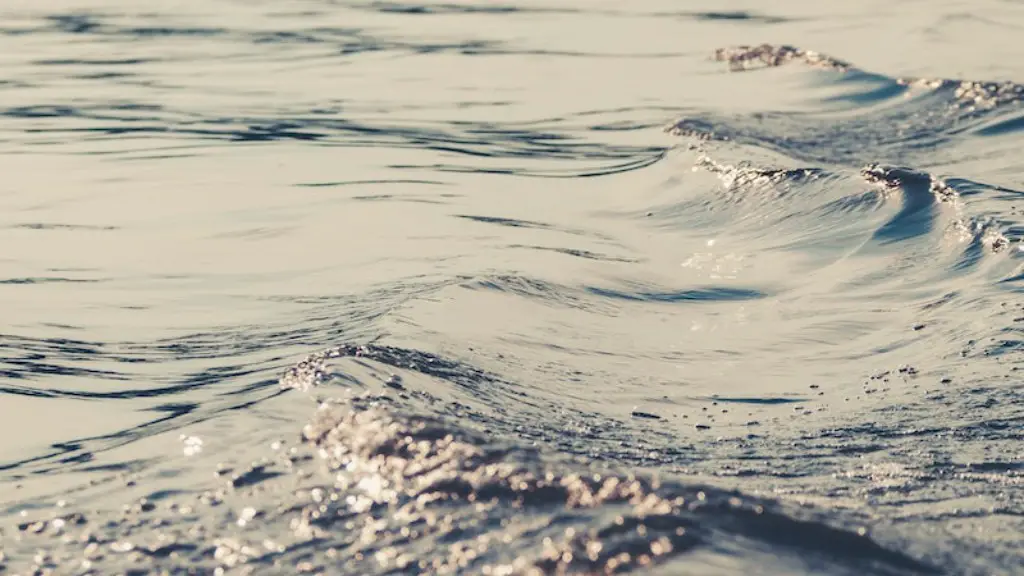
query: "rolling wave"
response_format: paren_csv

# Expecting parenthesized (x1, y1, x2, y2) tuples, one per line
(5, 345, 941, 575)
(670, 44, 1024, 169)
(666, 44, 1022, 262)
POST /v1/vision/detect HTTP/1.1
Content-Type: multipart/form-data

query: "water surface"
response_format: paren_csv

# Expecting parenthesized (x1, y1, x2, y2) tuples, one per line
(0, 1, 1022, 574)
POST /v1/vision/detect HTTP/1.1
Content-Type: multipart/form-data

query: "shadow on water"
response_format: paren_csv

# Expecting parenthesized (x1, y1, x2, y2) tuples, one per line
(1, 103, 670, 176)
(355, 2, 560, 15)
(862, 166, 942, 245)
(0, 11, 687, 59)
(585, 285, 766, 303)
(0, 382, 287, 476)
(0, 278, 458, 477)
(664, 10, 799, 24)
(0, 10, 683, 176)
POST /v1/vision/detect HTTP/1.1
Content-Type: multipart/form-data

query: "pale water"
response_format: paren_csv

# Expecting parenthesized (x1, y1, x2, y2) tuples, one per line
(0, 1, 1022, 574)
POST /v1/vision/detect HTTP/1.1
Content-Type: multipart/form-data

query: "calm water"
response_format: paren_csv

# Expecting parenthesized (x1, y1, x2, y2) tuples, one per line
(1, 1, 1022, 574)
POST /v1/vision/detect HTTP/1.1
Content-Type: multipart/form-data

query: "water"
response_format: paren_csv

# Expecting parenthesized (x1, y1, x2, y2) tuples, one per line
(0, 1, 1022, 574)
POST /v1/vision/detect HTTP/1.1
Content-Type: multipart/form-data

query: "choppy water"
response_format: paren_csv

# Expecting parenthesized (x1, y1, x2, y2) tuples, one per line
(1, 1, 1022, 574)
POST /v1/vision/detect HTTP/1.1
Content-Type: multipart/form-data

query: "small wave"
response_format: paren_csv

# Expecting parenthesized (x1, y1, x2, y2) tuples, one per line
(861, 165, 1017, 254)
(950, 216, 1014, 256)
(298, 395, 936, 575)
(7, 345, 941, 575)
(713, 44, 853, 72)
(693, 154, 824, 192)
(666, 45, 1024, 172)
(3, 381, 939, 574)
(860, 164, 958, 204)
(898, 77, 1024, 112)
(667, 71, 1021, 258)
(711, 44, 1024, 111)
(457, 274, 767, 315)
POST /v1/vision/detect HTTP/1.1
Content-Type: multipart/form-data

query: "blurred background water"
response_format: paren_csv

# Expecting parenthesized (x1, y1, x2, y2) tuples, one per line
(0, 1, 1021, 574)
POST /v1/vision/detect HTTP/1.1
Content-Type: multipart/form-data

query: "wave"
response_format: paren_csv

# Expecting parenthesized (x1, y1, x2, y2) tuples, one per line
(714, 44, 853, 72)
(2, 345, 941, 575)
(712, 44, 1024, 111)
(668, 44, 1024, 170)
(665, 45, 1023, 259)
